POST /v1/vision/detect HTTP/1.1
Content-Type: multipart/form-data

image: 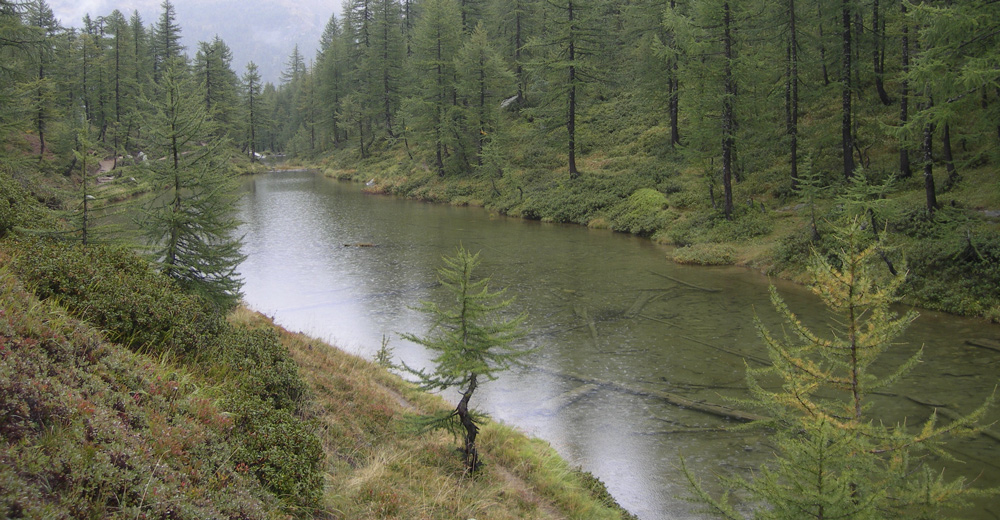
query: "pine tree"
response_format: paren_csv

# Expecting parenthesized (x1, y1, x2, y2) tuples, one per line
(685, 218, 994, 519)
(140, 65, 245, 309)
(401, 247, 528, 472)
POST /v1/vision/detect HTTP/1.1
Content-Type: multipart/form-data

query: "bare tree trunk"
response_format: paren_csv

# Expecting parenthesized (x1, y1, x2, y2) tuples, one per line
(722, 2, 735, 220)
(567, 0, 579, 178)
(899, 0, 912, 178)
(456, 374, 480, 471)
(841, 0, 855, 179)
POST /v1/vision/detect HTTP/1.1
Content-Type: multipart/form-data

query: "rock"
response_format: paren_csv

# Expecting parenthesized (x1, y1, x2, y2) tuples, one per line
(982, 210, 1000, 219)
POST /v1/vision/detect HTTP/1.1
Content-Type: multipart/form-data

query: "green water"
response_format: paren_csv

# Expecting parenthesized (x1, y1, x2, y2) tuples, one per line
(237, 171, 1000, 520)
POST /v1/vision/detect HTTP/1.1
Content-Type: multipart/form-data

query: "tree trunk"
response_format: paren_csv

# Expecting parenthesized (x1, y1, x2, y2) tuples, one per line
(515, 0, 525, 103)
(841, 0, 855, 179)
(942, 123, 958, 189)
(382, 8, 395, 138)
(819, 0, 829, 86)
(456, 373, 480, 471)
(923, 116, 937, 216)
(722, 2, 735, 220)
(872, 0, 891, 105)
(788, 0, 799, 189)
(567, 0, 579, 178)
(668, 0, 680, 147)
(899, 1, 911, 178)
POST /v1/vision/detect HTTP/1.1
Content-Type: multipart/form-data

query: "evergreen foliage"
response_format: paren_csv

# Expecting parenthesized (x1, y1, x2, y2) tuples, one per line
(684, 219, 995, 519)
(401, 246, 528, 472)
(139, 65, 245, 310)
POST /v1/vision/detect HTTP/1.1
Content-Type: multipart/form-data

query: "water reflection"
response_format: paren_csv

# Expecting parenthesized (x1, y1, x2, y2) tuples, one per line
(236, 171, 1000, 520)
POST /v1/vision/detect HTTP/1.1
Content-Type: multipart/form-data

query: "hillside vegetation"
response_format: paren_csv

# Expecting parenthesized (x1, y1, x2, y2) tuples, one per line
(0, 234, 633, 519)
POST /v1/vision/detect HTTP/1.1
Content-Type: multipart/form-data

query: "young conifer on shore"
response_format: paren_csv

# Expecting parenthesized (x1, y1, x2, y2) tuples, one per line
(401, 246, 528, 472)
(684, 218, 995, 519)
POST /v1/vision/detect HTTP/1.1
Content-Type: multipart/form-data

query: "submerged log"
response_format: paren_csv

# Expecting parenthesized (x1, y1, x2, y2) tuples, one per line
(625, 291, 667, 318)
(637, 321, 769, 367)
(648, 271, 721, 293)
(966, 338, 1000, 354)
(530, 366, 767, 422)
(537, 383, 600, 415)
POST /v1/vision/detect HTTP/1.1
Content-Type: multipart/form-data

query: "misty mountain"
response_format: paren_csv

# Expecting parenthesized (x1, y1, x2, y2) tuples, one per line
(47, 0, 335, 84)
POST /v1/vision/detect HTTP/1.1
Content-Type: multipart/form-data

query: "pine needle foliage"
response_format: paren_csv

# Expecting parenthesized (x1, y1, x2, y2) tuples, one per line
(139, 65, 245, 311)
(401, 246, 528, 473)
(685, 217, 996, 520)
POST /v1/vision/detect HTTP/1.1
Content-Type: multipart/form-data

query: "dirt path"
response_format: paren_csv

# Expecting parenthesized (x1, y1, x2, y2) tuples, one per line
(493, 465, 568, 520)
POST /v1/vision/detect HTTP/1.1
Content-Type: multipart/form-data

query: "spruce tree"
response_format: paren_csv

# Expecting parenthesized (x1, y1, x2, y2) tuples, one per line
(684, 218, 995, 519)
(401, 247, 528, 472)
(140, 65, 245, 310)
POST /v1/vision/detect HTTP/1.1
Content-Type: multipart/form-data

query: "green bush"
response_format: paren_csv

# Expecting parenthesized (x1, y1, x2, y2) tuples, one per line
(9, 239, 223, 356)
(606, 188, 673, 236)
(905, 230, 1000, 318)
(213, 325, 308, 412)
(227, 394, 324, 510)
(0, 172, 45, 236)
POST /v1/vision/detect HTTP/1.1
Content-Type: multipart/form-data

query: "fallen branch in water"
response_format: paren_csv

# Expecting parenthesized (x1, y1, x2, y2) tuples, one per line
(648, 271, 721, 293)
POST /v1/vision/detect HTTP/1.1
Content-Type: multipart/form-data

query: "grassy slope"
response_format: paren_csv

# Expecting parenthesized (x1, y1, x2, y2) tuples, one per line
(0, 253, 634, 519)
(0, 262, 284, 519)
(230, 308, 636, 520)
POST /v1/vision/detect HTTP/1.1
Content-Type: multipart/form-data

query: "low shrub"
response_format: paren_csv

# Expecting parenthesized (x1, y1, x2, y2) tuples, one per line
(212, 325, 308, 412)
(606, 188, 674, 236)
(227, 394, 324, 511)
(9, 238, 223, 356)
(671, 244, 738, 265)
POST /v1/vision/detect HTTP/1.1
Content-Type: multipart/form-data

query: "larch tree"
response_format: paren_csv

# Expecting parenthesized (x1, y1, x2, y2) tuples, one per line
(455, 22, 513, 169)
(407, 0, 461, 176)
(140, 65, 245, 309)
(152, 0, 183, 84)
(401, 246, 528, 473)
(24, 0, 59, 160)
(684, 218, 995, 519)
(532, 0, 601, 179)
(242, 61, 261, 162)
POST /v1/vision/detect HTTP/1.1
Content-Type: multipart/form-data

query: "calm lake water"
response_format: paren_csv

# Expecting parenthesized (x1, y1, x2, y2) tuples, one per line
(236, 170, 1000, 520)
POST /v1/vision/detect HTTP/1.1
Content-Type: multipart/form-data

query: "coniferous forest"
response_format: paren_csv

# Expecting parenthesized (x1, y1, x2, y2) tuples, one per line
(1, 0, 1000, 518)
(1, 0, 999, 317)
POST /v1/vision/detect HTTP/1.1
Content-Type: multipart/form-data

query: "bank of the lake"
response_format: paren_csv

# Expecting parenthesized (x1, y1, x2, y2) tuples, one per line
(301, 146, 1000, 323)
(236, 171, 1000, 520)
(0, 240, 635, 520)
(234, 309, 640, 520)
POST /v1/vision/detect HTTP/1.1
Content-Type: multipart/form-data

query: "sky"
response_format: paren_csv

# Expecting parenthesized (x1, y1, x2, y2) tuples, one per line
(45, 0, 341, 83)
